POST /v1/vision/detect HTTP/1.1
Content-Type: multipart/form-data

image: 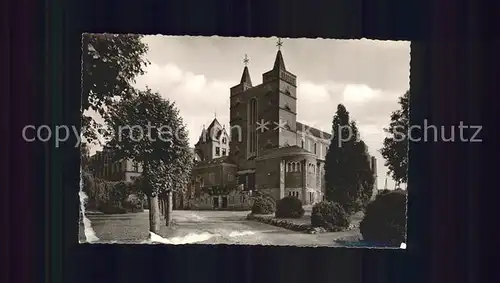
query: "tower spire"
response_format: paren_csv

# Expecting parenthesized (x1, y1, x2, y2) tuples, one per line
(239, 54, 253, 86)
(273, 37, 286, 70)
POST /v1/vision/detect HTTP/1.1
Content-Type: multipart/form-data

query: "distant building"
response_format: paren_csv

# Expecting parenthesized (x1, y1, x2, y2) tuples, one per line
(182, 46, 378, 210)
(88, 146, 143, 183)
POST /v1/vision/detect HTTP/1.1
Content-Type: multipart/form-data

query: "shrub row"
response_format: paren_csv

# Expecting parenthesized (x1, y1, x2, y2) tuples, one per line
(251, 195, 306, 219)
(248, 189, 407, 245)
(247, 214, 310, 232)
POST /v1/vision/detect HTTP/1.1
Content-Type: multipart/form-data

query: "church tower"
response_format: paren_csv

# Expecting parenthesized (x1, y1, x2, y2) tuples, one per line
(228, 39, 298, 169)
(229, 54, 254, 164)
(260, 38, 298, 148)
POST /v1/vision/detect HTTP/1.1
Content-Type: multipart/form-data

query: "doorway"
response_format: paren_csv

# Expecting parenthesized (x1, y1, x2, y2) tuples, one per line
(213, 197, 219, 209)
(221, 196, 228, 209)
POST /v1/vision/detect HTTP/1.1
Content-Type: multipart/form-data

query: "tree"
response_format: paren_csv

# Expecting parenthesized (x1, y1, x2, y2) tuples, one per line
(380, 91, 409, 185)
(81, 33, 150, 143)
(80, 142, 91, 170)
(324, 104, 375, 214)
(105, 88, 193, 233)
(350, 140, 376, 210)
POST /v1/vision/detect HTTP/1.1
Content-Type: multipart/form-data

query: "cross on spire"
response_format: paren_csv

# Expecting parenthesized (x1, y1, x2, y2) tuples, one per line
(243, 54, 249, 66)
(276, 37, 283, 50)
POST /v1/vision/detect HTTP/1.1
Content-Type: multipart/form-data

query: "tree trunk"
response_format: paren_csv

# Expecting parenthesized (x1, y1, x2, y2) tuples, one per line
(148, 195, 161, 234)
(165, 191, 173, 226)
(163, 199, 167, 218)
(159, 197, 164, 218)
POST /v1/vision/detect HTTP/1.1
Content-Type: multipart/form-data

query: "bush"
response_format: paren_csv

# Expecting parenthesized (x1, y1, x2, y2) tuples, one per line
(251, 196, 276, 214)
(275, 196, 305, 218)
(98, 203, 127, 214)
(311, 201, 350, 230)
(80, 172, 139, 214)
(123, 195, 144, 213)
(360, 190, 407, 246)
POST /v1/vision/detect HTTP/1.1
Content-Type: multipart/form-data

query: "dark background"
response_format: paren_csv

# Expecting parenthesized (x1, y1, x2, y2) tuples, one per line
(4, 0, 493, 283)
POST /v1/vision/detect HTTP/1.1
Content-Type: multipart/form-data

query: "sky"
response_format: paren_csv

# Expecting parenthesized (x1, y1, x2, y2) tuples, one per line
(86, 35, 410, 191)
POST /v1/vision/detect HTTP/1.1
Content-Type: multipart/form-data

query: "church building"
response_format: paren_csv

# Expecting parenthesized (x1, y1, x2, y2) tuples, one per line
(180, 40, 378, 210)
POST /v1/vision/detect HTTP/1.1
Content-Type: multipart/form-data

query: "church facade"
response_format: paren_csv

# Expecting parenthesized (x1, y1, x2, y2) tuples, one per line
(178, 47, 377, 210)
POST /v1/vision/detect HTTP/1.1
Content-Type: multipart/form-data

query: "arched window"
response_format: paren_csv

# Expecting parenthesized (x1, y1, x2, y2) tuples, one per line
(287, 163, 292, 172)
(292, 163, 296, 172)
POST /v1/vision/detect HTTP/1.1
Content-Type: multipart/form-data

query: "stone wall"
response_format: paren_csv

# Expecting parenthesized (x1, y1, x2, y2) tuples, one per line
(185, 190, 253, 210)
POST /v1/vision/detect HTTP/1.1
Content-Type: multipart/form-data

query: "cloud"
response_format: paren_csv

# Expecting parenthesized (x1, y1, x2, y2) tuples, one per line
(342, 84, 381, 103)
(133, 62, 234, 146)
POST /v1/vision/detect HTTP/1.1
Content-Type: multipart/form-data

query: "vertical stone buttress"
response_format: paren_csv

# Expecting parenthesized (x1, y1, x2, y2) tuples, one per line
(316, 162, 321, 203)
(301, 159, 307, 204)
(279, 159, 285, 199)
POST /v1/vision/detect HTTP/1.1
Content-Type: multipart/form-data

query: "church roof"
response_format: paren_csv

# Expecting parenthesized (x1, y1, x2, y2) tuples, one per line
(198, 118, 225, 142)
(257, 145, 314, 160)
(296, 122, 332, 140)
(240, 66, 252, 86)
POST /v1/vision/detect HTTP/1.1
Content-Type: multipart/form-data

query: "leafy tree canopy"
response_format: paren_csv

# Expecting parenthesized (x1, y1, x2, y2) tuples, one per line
(104, 88, 193, 197)
(380, 91, 409, 184)
(81, 33, 149, 143)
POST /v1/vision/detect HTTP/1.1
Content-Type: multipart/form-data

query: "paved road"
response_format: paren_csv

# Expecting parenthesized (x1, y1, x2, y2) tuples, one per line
(80, 210, 347, 246)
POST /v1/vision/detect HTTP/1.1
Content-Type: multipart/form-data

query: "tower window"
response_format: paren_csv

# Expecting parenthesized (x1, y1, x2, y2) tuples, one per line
(314, 143, 317, 154)
(301, 140, 304, 148)
(222, 137, 227, 144)
(247, 98, 258, 156)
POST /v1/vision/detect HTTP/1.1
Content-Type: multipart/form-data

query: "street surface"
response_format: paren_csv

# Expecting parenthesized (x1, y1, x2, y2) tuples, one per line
(80, 210, 354, 246)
